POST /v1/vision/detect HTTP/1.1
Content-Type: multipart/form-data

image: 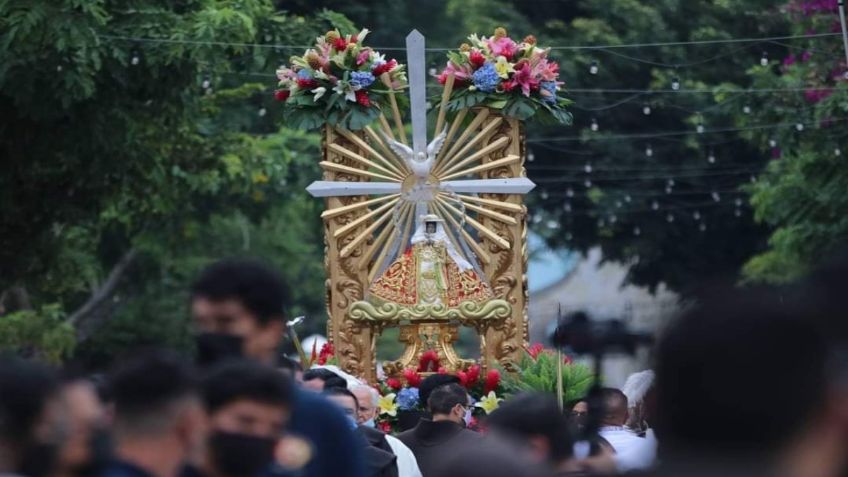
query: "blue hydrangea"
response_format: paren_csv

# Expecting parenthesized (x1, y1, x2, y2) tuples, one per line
(472, 63, 500, 93)
(350, 71, 376, 89)
(540, 81, 557, 103)
(396, 388, 420, 410)
(297, 69, 313, 79)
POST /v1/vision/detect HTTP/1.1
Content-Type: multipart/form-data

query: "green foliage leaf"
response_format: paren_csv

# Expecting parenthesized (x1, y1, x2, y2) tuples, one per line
(0, 305, 75, 364)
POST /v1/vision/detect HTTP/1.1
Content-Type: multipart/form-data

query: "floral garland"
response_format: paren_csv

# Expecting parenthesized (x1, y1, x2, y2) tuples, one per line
(274, 28, 407, 130)
(437, 27, 572, 125)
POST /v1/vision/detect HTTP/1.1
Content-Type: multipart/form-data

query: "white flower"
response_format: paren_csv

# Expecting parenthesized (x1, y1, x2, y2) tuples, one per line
(357, 28, 370, 43)
(312, 87, 327, 101)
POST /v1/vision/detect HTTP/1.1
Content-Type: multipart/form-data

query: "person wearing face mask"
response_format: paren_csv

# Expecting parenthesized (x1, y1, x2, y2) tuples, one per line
(188, 360, 293, 477)
(350, 386, 421, 477)
(396, 384, 480, 477)
(323, 388, 397, 477)
(0, 357, 65, 477)
(189, 259, 364, 477)
(97, 351, 207, 477)
(55, 376, 110, 477)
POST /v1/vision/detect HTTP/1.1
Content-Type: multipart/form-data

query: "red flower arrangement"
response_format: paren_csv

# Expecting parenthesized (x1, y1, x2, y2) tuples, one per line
(484, 369, 500, 394)
(402, 368, 422, 388)
(317, 342, 335, 365)
(417, 350, 441, 372)
(386, 378, 402, 391)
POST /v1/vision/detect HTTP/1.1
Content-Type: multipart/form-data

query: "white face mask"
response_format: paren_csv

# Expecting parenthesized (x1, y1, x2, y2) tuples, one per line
(463, 407, 473, 426)
(362, 418, 376, 428)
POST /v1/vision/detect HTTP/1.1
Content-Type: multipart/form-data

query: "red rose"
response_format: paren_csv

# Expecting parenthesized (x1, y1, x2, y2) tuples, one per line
(484, 369, 500, 394)
(378, 421, 392, 433)
(402, 368, 422, 388)
(334, 37, 347, 51)
(296, 78, 318, 89)
(469, 50, 486, 68)
(501, 79, 517, 92)
(465, 365, 481, 385)
(274, 89, 290, 101)
(372, 59, 397, 77)
(456, 370, 468, 388)
(386, 378, 402, 390)
(355, 89, 370, 107)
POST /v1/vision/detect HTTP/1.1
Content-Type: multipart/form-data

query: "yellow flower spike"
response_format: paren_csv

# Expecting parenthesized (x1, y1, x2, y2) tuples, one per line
(494, 27, 507, 39)
(378, 393, 398, 417)
(460, 43, 471, 52)
(325, 30, 340, 42)
(494, 56, 515, 78)
(475, 391, 502, 415)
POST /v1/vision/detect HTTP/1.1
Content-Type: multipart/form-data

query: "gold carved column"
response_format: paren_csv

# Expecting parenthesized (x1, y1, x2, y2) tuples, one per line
(478, 113, 529, 368)
(321, 125, 376, 382)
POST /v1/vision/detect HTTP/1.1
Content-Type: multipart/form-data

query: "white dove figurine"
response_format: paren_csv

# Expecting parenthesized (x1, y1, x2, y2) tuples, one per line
(385, 129, 447, 180)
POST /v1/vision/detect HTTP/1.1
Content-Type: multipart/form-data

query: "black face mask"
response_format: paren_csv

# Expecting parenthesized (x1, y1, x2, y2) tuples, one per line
(195, 333, 244, 367)
(18, 441, 59, 477)
(209, 431, 277, 477)
(68, 429, 112, 477)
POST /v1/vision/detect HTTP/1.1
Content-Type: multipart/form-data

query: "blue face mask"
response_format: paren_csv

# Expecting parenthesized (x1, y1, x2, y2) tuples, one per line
(362, 418, 375, 428)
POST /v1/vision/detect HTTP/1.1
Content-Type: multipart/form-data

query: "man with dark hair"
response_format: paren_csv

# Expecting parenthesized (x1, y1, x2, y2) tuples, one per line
(486, 393, 577, 475)
(393, 374, 460, 432)
(397, 383, 479, 476)
(189, 259, 364, 477)
(323, 388, 398, 477)
(654, 285, 834, 476)
(596, 387, 656, 471)
(0, 357, 64, 477)
(276, 355, 303, 385)
(191, 259, 290, 366)
(55, 376, 109, 477)
(194, 360, 293, 477)
(98, 351, 207, 477)
(302, 368, 347, 392)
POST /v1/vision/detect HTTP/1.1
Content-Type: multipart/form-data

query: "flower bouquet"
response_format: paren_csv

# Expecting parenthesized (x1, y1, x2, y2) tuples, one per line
(274, 28, 407, 130)
(437, 27, 572, 125)
(373, 354, 506, 434)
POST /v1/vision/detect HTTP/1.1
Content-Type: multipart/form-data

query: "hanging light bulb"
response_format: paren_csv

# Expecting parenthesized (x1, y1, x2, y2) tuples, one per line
(633, 226, 641, 236)
(643, 104, 652, 115)
(671, 76, 680, 90)
(735, 208, 742, 217)
(615, 200, 622, 208)
(566, 187, 574, 197)
(584, 163, 593, 173)
(589, 60, 599, 75)
(835, 148, 842, 156)
(693, 211, 701, 221)
(645, 144, 653, 157)
(564, 202, 572, 213)
(202, 75, 212, 90)
(743, 105, 751, 114)
(130, 49, 140, 66)
(667, 178, 675, 187)
(532, 214, 542, 224)
(609, 214, 618, 224)
(624, 194, 632, 203)
(540, 190, 549, 200)
(651, 200, 659, 210)
(527, 150, 535, 162)
(699, 222, 707, 232)
(258, 107, 267, 117)
(711, 191, 721, 202)
(795, 122, 804, 131)
(665, 186, 673, 194)
(708, 149, 716, 163)
(735, 197, 743, 207)
(750, 175, 757, 183)
(760, 51, 769, 66)
(590, 118, 599, 131)
(666, 213, 675, 223)
(57, 64, 63, 72)
(584, 179, 592, 188)
(696, 121, 705, 134)
(546, 220, 559, 229)
(428, 67, 437, 76)
(768, 138, 777, 148)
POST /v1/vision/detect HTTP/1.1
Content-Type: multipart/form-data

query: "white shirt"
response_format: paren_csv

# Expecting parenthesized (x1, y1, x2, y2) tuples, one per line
(598, 426, 657, 472)
(385, 434, 423, 477)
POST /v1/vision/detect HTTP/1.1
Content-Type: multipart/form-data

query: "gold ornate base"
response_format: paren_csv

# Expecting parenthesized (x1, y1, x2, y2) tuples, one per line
(381, 322, 477, 376)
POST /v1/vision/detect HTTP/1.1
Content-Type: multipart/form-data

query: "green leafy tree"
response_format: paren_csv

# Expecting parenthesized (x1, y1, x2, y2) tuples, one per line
(735, 1, 848, 283)
(0, 0, 339, 360)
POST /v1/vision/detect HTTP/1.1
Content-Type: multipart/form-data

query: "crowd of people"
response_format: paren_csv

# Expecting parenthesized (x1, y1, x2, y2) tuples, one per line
(1, 256, 846, 477)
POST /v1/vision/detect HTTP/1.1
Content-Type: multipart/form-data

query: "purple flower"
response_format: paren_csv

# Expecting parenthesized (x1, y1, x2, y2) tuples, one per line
(783, 54, 797, 67)
(801, 50, 812, 62)
(350, 71, 376, 89)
